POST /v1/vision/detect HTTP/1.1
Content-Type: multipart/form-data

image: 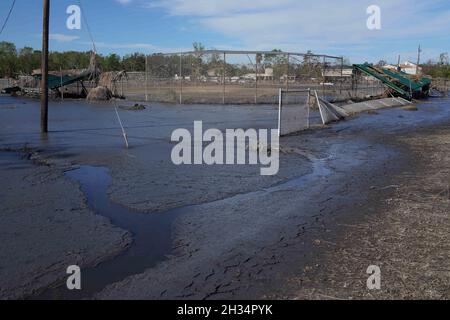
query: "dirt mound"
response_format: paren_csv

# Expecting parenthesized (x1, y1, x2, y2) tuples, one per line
(87, 86, 112, 101)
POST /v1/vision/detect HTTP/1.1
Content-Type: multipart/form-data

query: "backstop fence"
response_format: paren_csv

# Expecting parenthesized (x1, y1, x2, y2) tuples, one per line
(118, 50, 385, 104)
(1, 50, 387, 103)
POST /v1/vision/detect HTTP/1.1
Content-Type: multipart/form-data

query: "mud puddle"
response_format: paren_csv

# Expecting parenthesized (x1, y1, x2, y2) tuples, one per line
(36, 166, 185, 300)
(35, 150, 330, 299)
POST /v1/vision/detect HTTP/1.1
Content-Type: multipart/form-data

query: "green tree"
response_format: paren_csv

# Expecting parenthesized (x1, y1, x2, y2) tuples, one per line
(122, 53, 146, 71)
(0, 41, 18, 77)
(18, 47, 40, 74)
(101, 54, 122, 71)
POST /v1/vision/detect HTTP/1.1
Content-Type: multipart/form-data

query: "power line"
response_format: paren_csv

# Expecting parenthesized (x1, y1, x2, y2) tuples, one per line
(0, 0, 17, 36)
(77, 0, 96, 53)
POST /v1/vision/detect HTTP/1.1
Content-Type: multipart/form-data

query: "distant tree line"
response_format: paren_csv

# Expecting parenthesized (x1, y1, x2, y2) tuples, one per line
(0, 41, 148, 77)
(422, 53, 450, 79)
(0, 41, 329, 80)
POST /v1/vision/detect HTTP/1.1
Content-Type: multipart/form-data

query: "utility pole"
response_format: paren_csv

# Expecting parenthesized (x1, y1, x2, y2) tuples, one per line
(40, 0, 50, 133)
(416, 45, 422, 75)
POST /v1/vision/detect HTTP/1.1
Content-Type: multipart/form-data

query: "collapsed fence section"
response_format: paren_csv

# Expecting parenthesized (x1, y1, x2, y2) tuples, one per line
(278, 88, 351, 136)
(278, 89, 312, 136)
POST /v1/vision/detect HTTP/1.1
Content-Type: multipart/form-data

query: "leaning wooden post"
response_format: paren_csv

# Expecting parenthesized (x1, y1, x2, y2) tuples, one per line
(40, 0, 50, 133)
(115, 107, 129, 149)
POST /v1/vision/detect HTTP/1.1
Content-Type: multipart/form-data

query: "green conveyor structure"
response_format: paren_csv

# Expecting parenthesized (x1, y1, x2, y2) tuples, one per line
(353, 63, 431, 99)
(35, 69, 97, 90)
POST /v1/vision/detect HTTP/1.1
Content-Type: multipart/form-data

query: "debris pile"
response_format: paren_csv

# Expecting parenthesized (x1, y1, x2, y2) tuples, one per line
(87, 86, 112, 101)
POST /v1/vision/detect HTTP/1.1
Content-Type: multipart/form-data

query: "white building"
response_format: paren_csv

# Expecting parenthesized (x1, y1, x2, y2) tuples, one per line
(384, 61, 422, 75)
(322, 68, 353, 78)
(242, 68, 274, 81)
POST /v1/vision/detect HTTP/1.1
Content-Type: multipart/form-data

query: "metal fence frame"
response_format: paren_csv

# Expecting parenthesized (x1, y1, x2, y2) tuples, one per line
(278, 88, 313, 137)
(143, 50, 344, 105)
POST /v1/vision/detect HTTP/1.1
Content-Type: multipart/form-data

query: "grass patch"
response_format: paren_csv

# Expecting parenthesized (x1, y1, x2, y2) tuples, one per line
(120, 103, 147, 111)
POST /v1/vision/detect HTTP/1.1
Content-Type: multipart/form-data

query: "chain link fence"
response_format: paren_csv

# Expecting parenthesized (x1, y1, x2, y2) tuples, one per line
(1, 50, 388, 103)
(0, 78, 12, 90)
(118, 50, 385, 104)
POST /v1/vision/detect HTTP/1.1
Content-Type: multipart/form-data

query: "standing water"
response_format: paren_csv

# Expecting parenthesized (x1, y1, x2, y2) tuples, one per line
(36, 166, 185, 300)
(36, 151, 333, 299)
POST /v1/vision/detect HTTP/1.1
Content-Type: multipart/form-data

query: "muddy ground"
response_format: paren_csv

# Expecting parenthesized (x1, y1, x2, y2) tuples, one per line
(0, 150, 131, 299)
(0, 95, 449, 299)
(292, 125, 450, 300)
(122, 83, 384, 104)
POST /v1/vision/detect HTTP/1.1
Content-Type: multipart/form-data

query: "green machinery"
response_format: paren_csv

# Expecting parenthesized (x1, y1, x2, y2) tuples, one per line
(34, 68, 98, 95)
(353, 63, 431, 100)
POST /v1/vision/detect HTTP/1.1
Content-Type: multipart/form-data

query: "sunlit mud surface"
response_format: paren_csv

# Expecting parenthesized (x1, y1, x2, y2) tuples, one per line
(1, 94, 449, 299)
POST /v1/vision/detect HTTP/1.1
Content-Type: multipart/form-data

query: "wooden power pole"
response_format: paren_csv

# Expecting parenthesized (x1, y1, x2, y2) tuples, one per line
(416, 45, 422, 75)
(40, 0, 50, 133)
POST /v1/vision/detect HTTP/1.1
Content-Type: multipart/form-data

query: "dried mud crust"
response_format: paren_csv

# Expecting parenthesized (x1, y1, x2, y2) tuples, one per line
(292, 126, 450, 300)
(0, 149, 132, 299)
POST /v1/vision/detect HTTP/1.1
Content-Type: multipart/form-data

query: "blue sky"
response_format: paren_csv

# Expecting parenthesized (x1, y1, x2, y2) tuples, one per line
(0, 0, 449, 63)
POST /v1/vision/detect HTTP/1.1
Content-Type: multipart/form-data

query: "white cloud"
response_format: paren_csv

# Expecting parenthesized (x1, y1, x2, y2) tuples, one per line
(145, 0, 450, 62)
(81, 41, 156, 49)
(147, 0, 292, 16)
(49, 33, 80, 42)
(116, 0, 133, 5)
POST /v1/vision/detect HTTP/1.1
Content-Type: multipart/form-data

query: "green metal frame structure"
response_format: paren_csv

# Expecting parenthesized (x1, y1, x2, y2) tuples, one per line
(353, 63, 431, 99)
(35, 69, 95, 91)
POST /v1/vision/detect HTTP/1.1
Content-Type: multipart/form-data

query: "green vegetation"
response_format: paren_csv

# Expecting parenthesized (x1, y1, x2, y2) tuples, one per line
(2, 40, 448, 80)
(0, 41, 325, 80)
(0, 41, 146, 77)
(120, 103, 146, 111)
(422, 53, 450, 78)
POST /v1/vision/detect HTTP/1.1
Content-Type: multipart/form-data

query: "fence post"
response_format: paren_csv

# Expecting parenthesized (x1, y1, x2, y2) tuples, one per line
(340, 58, 343, 94)
(278, 88, 282, 138)
(307, 88, 311, 129)
(60, 66, 64, 101)
(145, 55, 148, 102)
(255, 54, 258, 104)
(285, 53, 290, 92)
(322, 56, 326, 97)
(179, 52, 183, 104)
(223, 52, 226, 104)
